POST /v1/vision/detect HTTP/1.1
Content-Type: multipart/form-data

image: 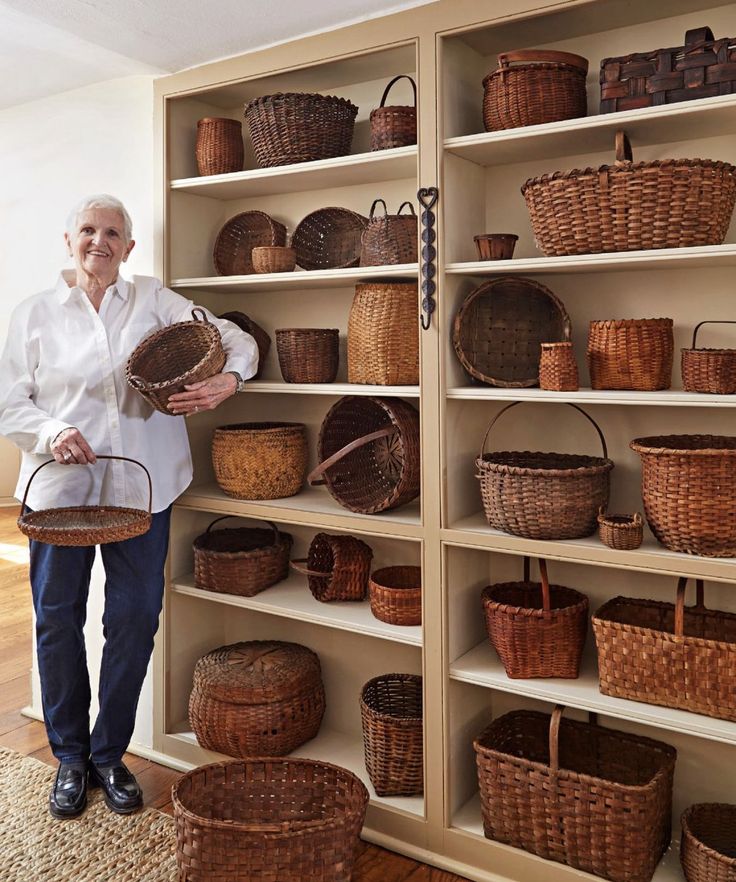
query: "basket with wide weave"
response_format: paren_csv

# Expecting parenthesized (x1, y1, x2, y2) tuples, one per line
(291, 532, 373, 602)
(369, 566, 421, 626)
(218, 311, 270, 379)
(593, 577, 736, 722)
(483, 49, 588, 131)
(587, 318, 674, 391)
(681, 803, 736, 882)
(195, 117, 244, 176)
(126, 308, 226, 414)
(682, 320, 736, 394)
(292, 207, 367, 271)
(347, 280, 419, 385)
(244, 92, 358, 168)
(189, 640, 326, 757)
(173, 757, 368, 882)
(212, 422, 308, 500)
(370, 75, 417, 151)
(597, 509, 644, 550)
(360, 199, 418, 266)
(360, 674, 423, 796)
(630, 434, 736, 557)
(474, 705, 676, 882)
(476, 402, 613, 540)
(453, 277, 571, 387)
(213, 211, 287, 275)
(192, 516, 292, 598)
(481, 557, 588, 679)
(308, 396, 420, 514)
(539, 341, 578, 391)
(522, 130, 736, 255)
(276, 328, 339, 383)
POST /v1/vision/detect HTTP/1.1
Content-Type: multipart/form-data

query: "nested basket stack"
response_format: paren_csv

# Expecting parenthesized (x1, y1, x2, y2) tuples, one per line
(681, 803, 736, 882)
(597, 509, 644, 550)
(360, 199, 418, 267)
(587, 318, 674, 391)
(291, 532, 373, 603)
(682, 321, 736, 395)
(213, 211, 287, 275)
(539, 342, 578, 391)
(276, 328, 339, 383)
(369, 566, 421, 626)
(370, 75, 417, 151)
(292, 207, 367, 271)
(195, 117, 244, 176)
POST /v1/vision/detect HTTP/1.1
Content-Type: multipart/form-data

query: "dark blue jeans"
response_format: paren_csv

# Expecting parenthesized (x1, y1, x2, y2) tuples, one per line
(28, 506, 171, 765)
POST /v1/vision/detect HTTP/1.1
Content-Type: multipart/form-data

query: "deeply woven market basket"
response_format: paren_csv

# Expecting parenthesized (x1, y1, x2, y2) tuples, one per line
(213, 210, 287, 275)
(276, 328, 339, 384)
(369, 566, 422, 626)
(173, 758, 368, 882)
(587, 318, 674, 391)
(195, 117, 244, 176)
(291, 532, 373, 602)
(292, 207, 367, 271)
(682, 320, 736, 395)
(370, 75, 417, 151)
(360, 199, 418, 266)
(681, 803, 736, 882)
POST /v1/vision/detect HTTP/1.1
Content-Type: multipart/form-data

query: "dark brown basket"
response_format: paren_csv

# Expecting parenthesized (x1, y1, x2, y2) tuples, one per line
(474, 233, 518, 261)
(483, 49, 588, 131)
(522, 130, 736, 255)
(539, 342, 578, 391)
(360, 674, 423, 797)
(587, 318, 674, 391)
(251, 245, 296, 274)
(213, 211, 287, 275)
(593, 578, 736, 722)
(369, 566, 421, 626)
(292, 207, 367, 271)
(476, 402, 613, 540)
(481, 557, 588, 679)
(189, 641, 326, 757)
(290, 532, 373, 603)
(193, 517, 292, 598)
(244, 92, 358, 168)
(681, 803, 736, 882)
(308, 396, 420, 514)
(173, 758, 368, 882)
(196, 117, 244, 176)
(218, 311, 270, 380)
(597, 509, 644, 550)
(453, 277, 571, 387)
(370, 75, 417, 151)
(682, 321, 736, 395)
(630, 435, 736, 557)
(17, 455, 152, 546)
(126, 308, 226, 414)
(360, 199, 418, 267)
(474, 706, 676, 882)
(276, 328, 339, 384)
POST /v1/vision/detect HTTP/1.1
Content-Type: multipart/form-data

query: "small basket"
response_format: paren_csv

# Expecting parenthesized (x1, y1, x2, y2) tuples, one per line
(597, 508, 644, 550)
(682, 321, 736, 395)
(370, 75, 417, 151)
(360, 674, 423, 797)
(17, 455, 152, 546)
(193, 517, 292, 598)
(587, 318, 674, 391)
(360, 199, 418, 267)
(213, 211, 287, 275)
(539, 342, 578, 391)
(369, 566, 421, 626)
(195, 117, 244, 176)
(276, 328, 339, 384)
(474, 233, 518, 261)
(292, 207, 367, 271)
(291, 532, 373, 603)
(681, 803, 736, 882)
(481, 557, 588, 679)
(252, 245, 296, 274)
(218, 311, 270, 380)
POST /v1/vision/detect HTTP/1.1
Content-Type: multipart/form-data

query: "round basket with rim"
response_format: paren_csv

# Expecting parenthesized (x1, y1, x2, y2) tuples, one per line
(681, 803, 736, 882)
(195, 117, 244, 176)
(682, 320, 736, 395)
(369, 566, 421, 626)
(359, 198, 418, 267)
(292, 207, 367, 271)
(597, 509, 644, 550)
(291, 532, 373, 603)
(213, 210, 286, 275)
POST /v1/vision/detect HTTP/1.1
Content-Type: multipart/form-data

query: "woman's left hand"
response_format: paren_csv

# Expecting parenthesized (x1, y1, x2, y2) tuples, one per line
(167, 373, 238, 415)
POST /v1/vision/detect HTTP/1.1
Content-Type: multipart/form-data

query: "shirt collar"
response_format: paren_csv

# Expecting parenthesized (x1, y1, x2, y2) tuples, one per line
(56, 270, 130, 304)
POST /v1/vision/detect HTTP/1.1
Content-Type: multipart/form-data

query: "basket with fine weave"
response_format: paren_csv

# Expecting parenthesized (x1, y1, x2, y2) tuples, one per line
(587, 318, 674, 391)
(126, 308, 226, 414)
(369, 566, 421, 626)
(218, 311, 270, 380)
(251, 245, 296, 274)
(290, 532, 373, 603)
(593, 577, 736, 722)
(195, 117, 244, 176)
(597, 509, 644, 550)
(292, 207, 367, 271)
(213, 211, 287, 275)
(370, 75, 417, 151)
(681, 803, 736, 882)
(360, 199, 418, 267)
(522, 130, 736, 255)
(276, 328, 339, 384)
(682, 321, 736, 395)
(474, 706, 676, 882)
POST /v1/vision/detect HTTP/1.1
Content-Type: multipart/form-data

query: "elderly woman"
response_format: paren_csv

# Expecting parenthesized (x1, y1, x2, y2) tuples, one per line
(0, 194, 257, 819)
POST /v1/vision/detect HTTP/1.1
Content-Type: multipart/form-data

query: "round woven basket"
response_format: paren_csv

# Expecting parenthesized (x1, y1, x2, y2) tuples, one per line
(587, 318, 674, 391)
(276, 328, 339, 384)
(213, 211, 287, 275)
(370, 75, 417, 151)
(369, 566, 421, 626)
(196, 117, 244, 176)
(218, 311, 270, 380)
(252, 245, 296, 274)
(681, 803, 736, 882)
(597, 509, 644, 550)
(360, 199, 418, 267)
(292, 207, 367, 271)
(682, 321, 736, 395)
(291, 532, 373, 602)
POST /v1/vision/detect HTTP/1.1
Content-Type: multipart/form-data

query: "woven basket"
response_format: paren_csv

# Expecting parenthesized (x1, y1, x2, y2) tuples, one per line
(276, 328, 339, 384)
(539, 342, 578, 391)
(597, 509, 644, 550)
(360, 674, 423, 796)
(189, 641, 325, 757)
(212, 422, 307, 500)
(453, 277, 571, 387)
(245, 92, 358, 168)
(126, 308, 226, 414)
(630, 434, 736, 557)
(308, 396, 420, 514)
(587, 318, 674, 391)
(481, 557, 588, 679)
(474, 233, 518, 261)
(483, 49, 588, 131)
(681, 803, 736, 882)
(213, 211, 287, 275)
(682, 321, 736, 395)
(251, 245, 296, 274)
(196, 117, 244, 176)
(193, 517, 292, 598)
(292, 207, 367, 271)
(173, 757, 368, 882)
(477, 402, 613, 540)
(369, 566, 421, 626)
(218, 311, 270, 380)
(593, 578, 736, 722)
(360, 199, 417, 267)
(17, 455, 152, 546)
(347, 280, 419, 385)
(522, 130, 736, 255)
(370, 75, 417, 151)
(291, 532, 373, 603)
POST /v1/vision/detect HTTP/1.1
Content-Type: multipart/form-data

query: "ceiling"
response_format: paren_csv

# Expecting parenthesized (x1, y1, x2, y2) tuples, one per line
(0, 0, 436, 110)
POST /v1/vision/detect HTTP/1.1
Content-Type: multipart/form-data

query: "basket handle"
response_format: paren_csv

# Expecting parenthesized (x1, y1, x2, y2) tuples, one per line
(538, 558, 551, 613)
(379, 74, 417, 109)
(691, 320, 736, 349)
(674, 577, 706, 638)
(615, 130, 633, 164)
(191, 307, 209, 323)
(397, 201, 416, 216)
(549, 705, 564, 772)
(684, 26, 715, 52)
(20, 454, 153, 515)
(307, 427, 396, 486)
(498, 50, 589, 74)
(205, 515, 281, 544)
(128, 374, 149, 391)
(368, 198, 388, 220)
(290, 558, 330, 578)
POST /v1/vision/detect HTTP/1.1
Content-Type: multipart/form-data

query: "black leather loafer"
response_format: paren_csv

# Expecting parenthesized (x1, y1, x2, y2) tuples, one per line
(89, 761, 143, 814)
(49, 763, 88, 819)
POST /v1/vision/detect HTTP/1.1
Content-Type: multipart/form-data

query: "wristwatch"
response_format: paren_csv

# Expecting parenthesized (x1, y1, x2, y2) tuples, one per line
(227, 371, 247, 392)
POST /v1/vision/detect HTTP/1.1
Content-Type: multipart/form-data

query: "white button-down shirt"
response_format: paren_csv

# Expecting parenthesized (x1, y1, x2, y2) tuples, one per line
(0, 272, 258, 513)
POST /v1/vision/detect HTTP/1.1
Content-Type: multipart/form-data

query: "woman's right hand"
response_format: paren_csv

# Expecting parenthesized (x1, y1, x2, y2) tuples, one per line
(51, 427, 97, 465)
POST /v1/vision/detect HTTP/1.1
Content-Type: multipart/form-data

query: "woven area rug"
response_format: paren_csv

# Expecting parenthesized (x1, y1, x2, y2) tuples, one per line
(0, 746, 177, 881)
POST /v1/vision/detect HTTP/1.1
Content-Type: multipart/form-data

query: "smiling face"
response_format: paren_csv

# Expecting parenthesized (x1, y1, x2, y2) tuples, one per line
(65, 207, 135, 284)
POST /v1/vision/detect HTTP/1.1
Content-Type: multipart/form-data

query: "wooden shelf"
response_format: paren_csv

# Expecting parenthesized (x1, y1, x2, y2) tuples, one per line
(244, 381, 420, 398)
(171, 264, 418, 292)
(446, 387, 736, 408)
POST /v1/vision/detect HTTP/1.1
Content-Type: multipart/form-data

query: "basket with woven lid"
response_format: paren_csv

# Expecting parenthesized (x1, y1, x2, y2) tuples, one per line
(189, 640, 325, 757)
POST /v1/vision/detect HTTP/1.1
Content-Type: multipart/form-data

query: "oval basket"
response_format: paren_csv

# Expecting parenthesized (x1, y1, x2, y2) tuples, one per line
(682, 321, 736, 395)
(292, 207, 367, 271)
(587, 318, 674, 391)
(291, 532, 373, 603)
(369, 566, 422, 626)
(681, 803, 736, 882)
(597, 509, 644, 550)
(196, 117, 244, 176)
(370, 75, 417, 151)
(213, 211, 287, 275)
(218, 310, 270, 380)
(360, 199, 418, 267)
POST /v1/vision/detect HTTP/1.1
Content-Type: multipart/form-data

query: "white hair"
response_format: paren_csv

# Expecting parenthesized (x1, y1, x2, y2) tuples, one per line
(66, 194, 133, 242)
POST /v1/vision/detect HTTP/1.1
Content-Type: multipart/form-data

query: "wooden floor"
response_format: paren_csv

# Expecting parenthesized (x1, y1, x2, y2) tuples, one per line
(0, 506, 467, 882)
